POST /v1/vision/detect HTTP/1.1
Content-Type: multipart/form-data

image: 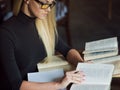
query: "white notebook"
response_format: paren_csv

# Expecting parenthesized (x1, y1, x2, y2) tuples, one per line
(28, 69, 64, 82)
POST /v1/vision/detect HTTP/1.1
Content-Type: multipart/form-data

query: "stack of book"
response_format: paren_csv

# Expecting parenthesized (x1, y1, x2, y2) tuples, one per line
(83, 37, 120, 77)
(37, 55, 75, 72)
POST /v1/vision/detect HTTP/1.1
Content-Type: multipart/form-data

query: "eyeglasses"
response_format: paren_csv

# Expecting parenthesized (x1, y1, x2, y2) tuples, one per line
(35, 0, 56, 9)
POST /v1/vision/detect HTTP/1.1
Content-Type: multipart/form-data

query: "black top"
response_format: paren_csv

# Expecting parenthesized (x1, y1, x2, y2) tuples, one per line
(0, 12, 71, 90)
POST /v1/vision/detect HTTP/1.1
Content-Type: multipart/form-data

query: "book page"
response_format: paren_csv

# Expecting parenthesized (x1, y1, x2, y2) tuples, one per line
(83, 48, 117, 54)
(84, 37, 118, 54)
(76, 63, 114, 84)
(84, 50, 118, 60)
(28, 69, 66, 90)
(28, 69, 64, 82)
(92, 55, 120, 75)
(92, 55, 120, 63)
(70, 63, 114, 90)
(70, 84, 110, 90)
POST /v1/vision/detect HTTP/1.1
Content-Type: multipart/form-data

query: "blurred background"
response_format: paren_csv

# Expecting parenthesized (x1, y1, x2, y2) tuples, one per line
(58, 0, 120, 50)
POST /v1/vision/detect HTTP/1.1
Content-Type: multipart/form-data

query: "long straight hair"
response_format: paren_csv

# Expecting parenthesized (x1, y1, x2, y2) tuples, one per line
(12, 0, 23, 16)
(35, 7, 58, 57)
(12, 0, 58, 57)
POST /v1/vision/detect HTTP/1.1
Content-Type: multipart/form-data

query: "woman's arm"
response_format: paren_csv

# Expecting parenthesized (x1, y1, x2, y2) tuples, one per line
(0, 29, 23, 90)
(20, 70, 85, 90)
(20, 81, 60, 90)
(55, 37, 84, 66)
(66, 49, 84, 66)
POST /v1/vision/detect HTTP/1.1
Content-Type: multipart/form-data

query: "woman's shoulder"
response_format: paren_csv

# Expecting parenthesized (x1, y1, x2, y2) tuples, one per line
(0, 16, 17, 30)
(0, 14, 24, 35)
(0, 16, 18, 39)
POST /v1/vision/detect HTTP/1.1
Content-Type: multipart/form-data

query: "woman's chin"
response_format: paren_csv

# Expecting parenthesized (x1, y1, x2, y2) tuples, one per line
(38, 16, 47, 20)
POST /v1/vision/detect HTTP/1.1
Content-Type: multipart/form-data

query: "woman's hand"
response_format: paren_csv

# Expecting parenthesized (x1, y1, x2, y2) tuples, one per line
(57, 70, 85, 89)
(66, 49, 84, 66)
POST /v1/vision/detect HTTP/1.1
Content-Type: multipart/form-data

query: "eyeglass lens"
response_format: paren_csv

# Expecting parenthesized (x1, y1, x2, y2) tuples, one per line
(35, 0, 56, 9)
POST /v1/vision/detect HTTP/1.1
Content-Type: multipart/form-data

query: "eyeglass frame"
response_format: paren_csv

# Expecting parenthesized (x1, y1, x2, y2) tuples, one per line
(34, 0, 56, 9)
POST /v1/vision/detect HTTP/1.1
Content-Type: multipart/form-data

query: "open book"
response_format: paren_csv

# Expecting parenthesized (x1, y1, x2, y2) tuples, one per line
(28, 69, 64, 82)
(83, 37, 120, 77)
(27, 69, 66, 90)
(70, 63, 114, 90)
(91, 55, 120, 76)
(83, 37, 118, 60)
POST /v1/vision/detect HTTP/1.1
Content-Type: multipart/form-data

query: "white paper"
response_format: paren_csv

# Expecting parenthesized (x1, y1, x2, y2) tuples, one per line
(83, 37, 118, 60)
(28, 69, 64, 82)
(84, 50, 118, 60)
(70, 63, 114, 90)
(70, 84, 110, 90)
(92, 55, 120, 75)
(84, 37, 118, 52)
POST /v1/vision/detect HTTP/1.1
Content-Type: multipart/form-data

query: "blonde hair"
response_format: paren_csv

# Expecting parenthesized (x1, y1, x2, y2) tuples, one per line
(35, 7, 57, 57)
(12, 0, 58, 60)
(12, 0, 23, 16)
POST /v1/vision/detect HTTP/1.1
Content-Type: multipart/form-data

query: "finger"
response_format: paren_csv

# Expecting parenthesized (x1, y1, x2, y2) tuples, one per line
(67, 70, 83, 74)
(66, 70, 77, 75)
(73, 71, 85, 76)
(72, 74, 85, 79)
(71, 75, 85, 84)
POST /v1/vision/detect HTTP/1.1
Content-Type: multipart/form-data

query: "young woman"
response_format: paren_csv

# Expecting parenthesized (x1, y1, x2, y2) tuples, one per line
(0, 0, 85, 90)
